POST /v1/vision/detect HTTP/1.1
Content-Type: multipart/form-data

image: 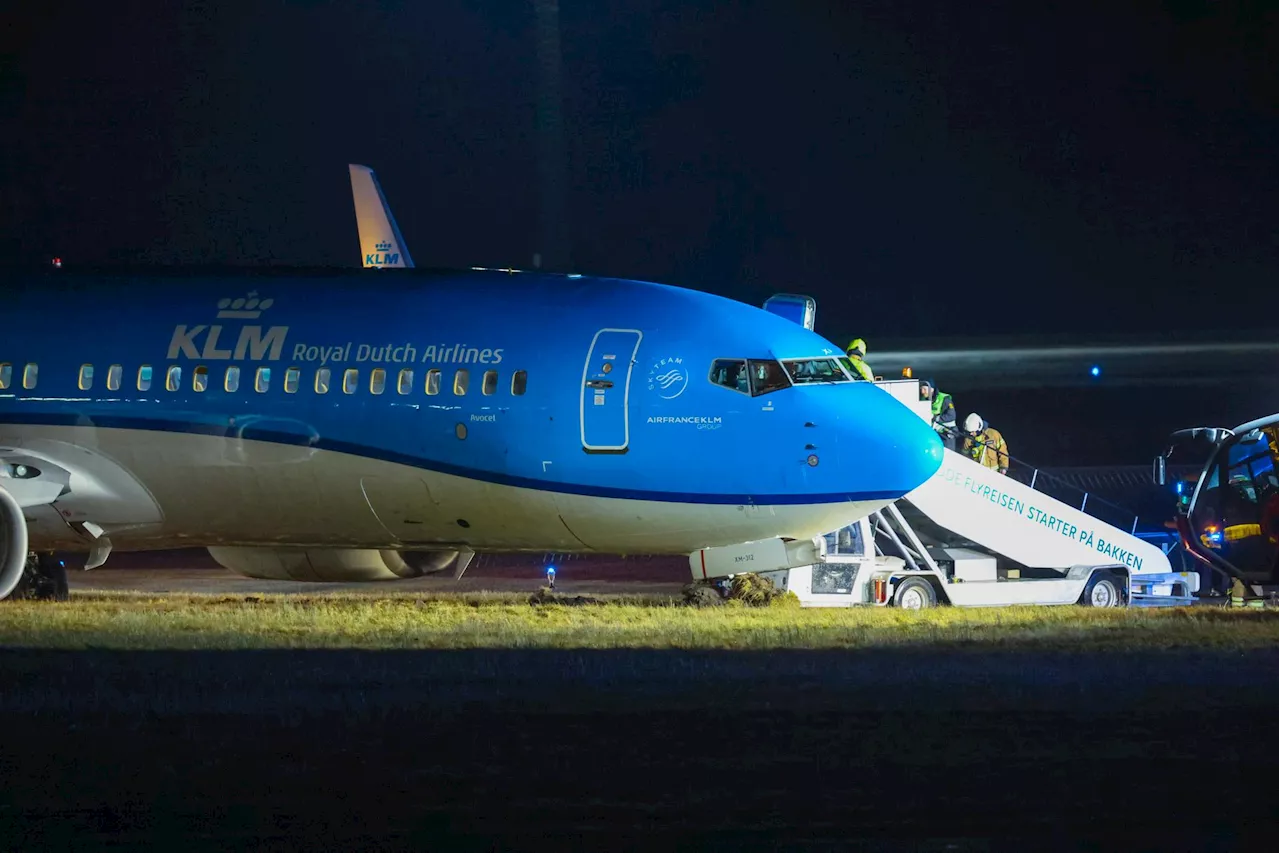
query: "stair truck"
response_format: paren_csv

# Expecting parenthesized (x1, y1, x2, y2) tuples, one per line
(691, 377, 1202, 609)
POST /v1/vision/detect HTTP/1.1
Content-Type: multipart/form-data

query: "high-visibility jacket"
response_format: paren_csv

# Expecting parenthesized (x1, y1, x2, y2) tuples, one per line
(962, 426, 1009, 472)
(931, 391, 956, 433)
(848, 356, 873, 382)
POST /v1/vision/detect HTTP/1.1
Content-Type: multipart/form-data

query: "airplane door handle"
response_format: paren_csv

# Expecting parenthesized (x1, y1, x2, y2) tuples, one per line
(585, 379, 614, 389)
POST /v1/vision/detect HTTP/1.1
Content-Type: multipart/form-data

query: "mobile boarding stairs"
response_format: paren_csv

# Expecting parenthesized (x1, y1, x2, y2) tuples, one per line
(692, 379, 1199, 609)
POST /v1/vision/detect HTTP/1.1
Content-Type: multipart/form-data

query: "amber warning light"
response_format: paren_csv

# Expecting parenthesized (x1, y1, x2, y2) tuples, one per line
(901, 366, 913, 378)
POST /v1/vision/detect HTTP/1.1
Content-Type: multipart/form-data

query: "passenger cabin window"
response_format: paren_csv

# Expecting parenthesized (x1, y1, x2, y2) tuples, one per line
(315, 368, 330, 394)
(21, 363, 38, 390)
(0, 363, 10, 390)
(709, 359, 790, 397)
(425, 369, 441, 395)
(137, 365, 152, 391)
(78, 364, 94, 391)
(284, 367, 300, 394)
(482, 370, 498, 395)
(255, 367, 271, 393)
(166, 365, 182, 392)
(224, 366, 240, 393)
(453, 369, 469, 395)
(370, 368, 386, 395)
(106, 364, 122, 391)
(193, 366, 209, 392)
(784, 358, 851, 384)
(343, 368, 358, 394)
(397, 368, 414, 395)
(511, 370, 527, 396)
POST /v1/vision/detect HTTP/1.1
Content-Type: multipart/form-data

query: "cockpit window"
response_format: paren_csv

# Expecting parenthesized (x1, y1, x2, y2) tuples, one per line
(708, 358, 791, 397)
(783, 358, 852, 384)
(748, 359, 790, 395)
(709, 359, 750, 395)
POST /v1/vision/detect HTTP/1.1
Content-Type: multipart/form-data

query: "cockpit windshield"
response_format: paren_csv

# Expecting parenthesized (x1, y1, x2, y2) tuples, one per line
(783, 358, 852, 384)
(708, 358, 792, 396)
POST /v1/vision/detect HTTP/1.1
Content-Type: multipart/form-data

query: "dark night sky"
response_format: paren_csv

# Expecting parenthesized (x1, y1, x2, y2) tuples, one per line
(2, 0, 1276, 464)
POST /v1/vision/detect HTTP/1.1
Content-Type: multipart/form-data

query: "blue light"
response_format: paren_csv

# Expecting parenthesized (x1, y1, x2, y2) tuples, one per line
(1090, 365, 1101, 377)
(1175, 481, 1183, 494)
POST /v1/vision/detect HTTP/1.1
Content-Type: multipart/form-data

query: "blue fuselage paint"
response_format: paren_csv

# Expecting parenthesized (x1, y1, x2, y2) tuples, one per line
(0, 266, 942, 552)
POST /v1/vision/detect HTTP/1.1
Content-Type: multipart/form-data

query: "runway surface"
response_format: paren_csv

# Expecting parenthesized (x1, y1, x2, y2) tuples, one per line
(65, 548, 690, 596)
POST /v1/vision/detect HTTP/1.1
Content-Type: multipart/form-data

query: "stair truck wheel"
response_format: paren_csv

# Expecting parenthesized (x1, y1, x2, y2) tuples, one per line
(1081, 572, 1124, 608)
(894, 577, 937, 610)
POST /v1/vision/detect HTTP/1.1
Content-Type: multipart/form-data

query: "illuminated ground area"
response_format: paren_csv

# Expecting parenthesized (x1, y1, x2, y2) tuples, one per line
(1, 590, 1275, 849)
(0, 591, 1275, 651)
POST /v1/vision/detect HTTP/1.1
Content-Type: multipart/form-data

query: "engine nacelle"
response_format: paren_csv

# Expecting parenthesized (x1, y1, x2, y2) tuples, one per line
(207, 546, 459, 582)
(0, 486, 30, 600)
(378, 549, 459, 578)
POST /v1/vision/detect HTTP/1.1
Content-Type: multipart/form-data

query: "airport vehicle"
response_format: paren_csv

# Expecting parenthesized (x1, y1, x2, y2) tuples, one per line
(690, 377, 1200, 608)
(0, 260, 941, 600)
(1153, 414, 1279, 604)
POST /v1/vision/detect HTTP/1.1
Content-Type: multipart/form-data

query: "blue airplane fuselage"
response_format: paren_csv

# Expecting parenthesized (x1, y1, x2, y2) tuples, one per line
(0, 266, 942, 556)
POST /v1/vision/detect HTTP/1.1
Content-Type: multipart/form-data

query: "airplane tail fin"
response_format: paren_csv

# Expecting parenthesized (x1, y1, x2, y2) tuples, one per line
(349, 164, 414, 268)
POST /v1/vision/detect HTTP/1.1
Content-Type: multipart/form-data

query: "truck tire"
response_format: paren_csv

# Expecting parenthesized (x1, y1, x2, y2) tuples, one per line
(1081, 573, 1123, 608)
(894, 577, 937, 610)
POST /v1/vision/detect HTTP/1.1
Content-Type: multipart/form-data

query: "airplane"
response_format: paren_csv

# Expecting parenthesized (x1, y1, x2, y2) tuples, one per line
(0, 219, 941, 605)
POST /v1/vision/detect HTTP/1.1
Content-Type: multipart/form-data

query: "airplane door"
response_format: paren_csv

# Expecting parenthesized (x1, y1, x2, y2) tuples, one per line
(580, 328, 643, 453)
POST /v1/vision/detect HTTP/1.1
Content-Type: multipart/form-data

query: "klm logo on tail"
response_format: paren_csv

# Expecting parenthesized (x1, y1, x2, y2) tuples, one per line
(366, 240, 401, 267)
(168, 292, 289, 362)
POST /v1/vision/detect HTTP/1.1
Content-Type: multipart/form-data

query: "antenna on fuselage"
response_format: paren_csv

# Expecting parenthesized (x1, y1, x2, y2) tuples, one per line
(349, 164, 414, 269)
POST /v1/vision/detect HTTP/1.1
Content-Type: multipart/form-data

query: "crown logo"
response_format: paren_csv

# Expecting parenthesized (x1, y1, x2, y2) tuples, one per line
(216, 291, 274, 319)
(375, 241, 393, 253)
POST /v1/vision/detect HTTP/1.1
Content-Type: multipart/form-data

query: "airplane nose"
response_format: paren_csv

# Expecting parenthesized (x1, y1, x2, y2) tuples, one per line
(833, 384, 943, 498)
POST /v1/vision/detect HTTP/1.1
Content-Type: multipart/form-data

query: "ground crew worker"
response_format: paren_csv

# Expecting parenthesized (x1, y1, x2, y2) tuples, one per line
(920, 379, 957, 451)
(961, 412, 1009, 475)
(845, 338, 874, 381)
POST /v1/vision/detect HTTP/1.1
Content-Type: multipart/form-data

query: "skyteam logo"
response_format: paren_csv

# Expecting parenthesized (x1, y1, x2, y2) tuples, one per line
(366, 239, 401, 267)
(646, 356, 688, 400)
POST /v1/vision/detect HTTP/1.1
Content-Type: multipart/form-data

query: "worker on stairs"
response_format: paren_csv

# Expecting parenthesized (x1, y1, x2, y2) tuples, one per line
(961, 412, 1009, 475)
(845, 338, 874, 381)
(920, 379, 958, 451)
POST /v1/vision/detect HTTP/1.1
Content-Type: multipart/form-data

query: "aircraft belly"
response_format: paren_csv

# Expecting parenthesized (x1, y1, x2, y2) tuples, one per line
(552, 495, 884, 553)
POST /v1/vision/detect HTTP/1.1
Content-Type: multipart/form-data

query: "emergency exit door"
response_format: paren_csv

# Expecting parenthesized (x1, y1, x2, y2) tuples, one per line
(580, 328, 643, 453)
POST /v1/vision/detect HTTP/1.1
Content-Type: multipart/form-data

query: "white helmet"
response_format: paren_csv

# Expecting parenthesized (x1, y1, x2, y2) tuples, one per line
(963, 413, 983, 433)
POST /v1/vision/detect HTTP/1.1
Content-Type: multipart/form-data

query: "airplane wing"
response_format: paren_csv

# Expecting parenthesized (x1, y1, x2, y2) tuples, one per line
(349, 164, 414, 269)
